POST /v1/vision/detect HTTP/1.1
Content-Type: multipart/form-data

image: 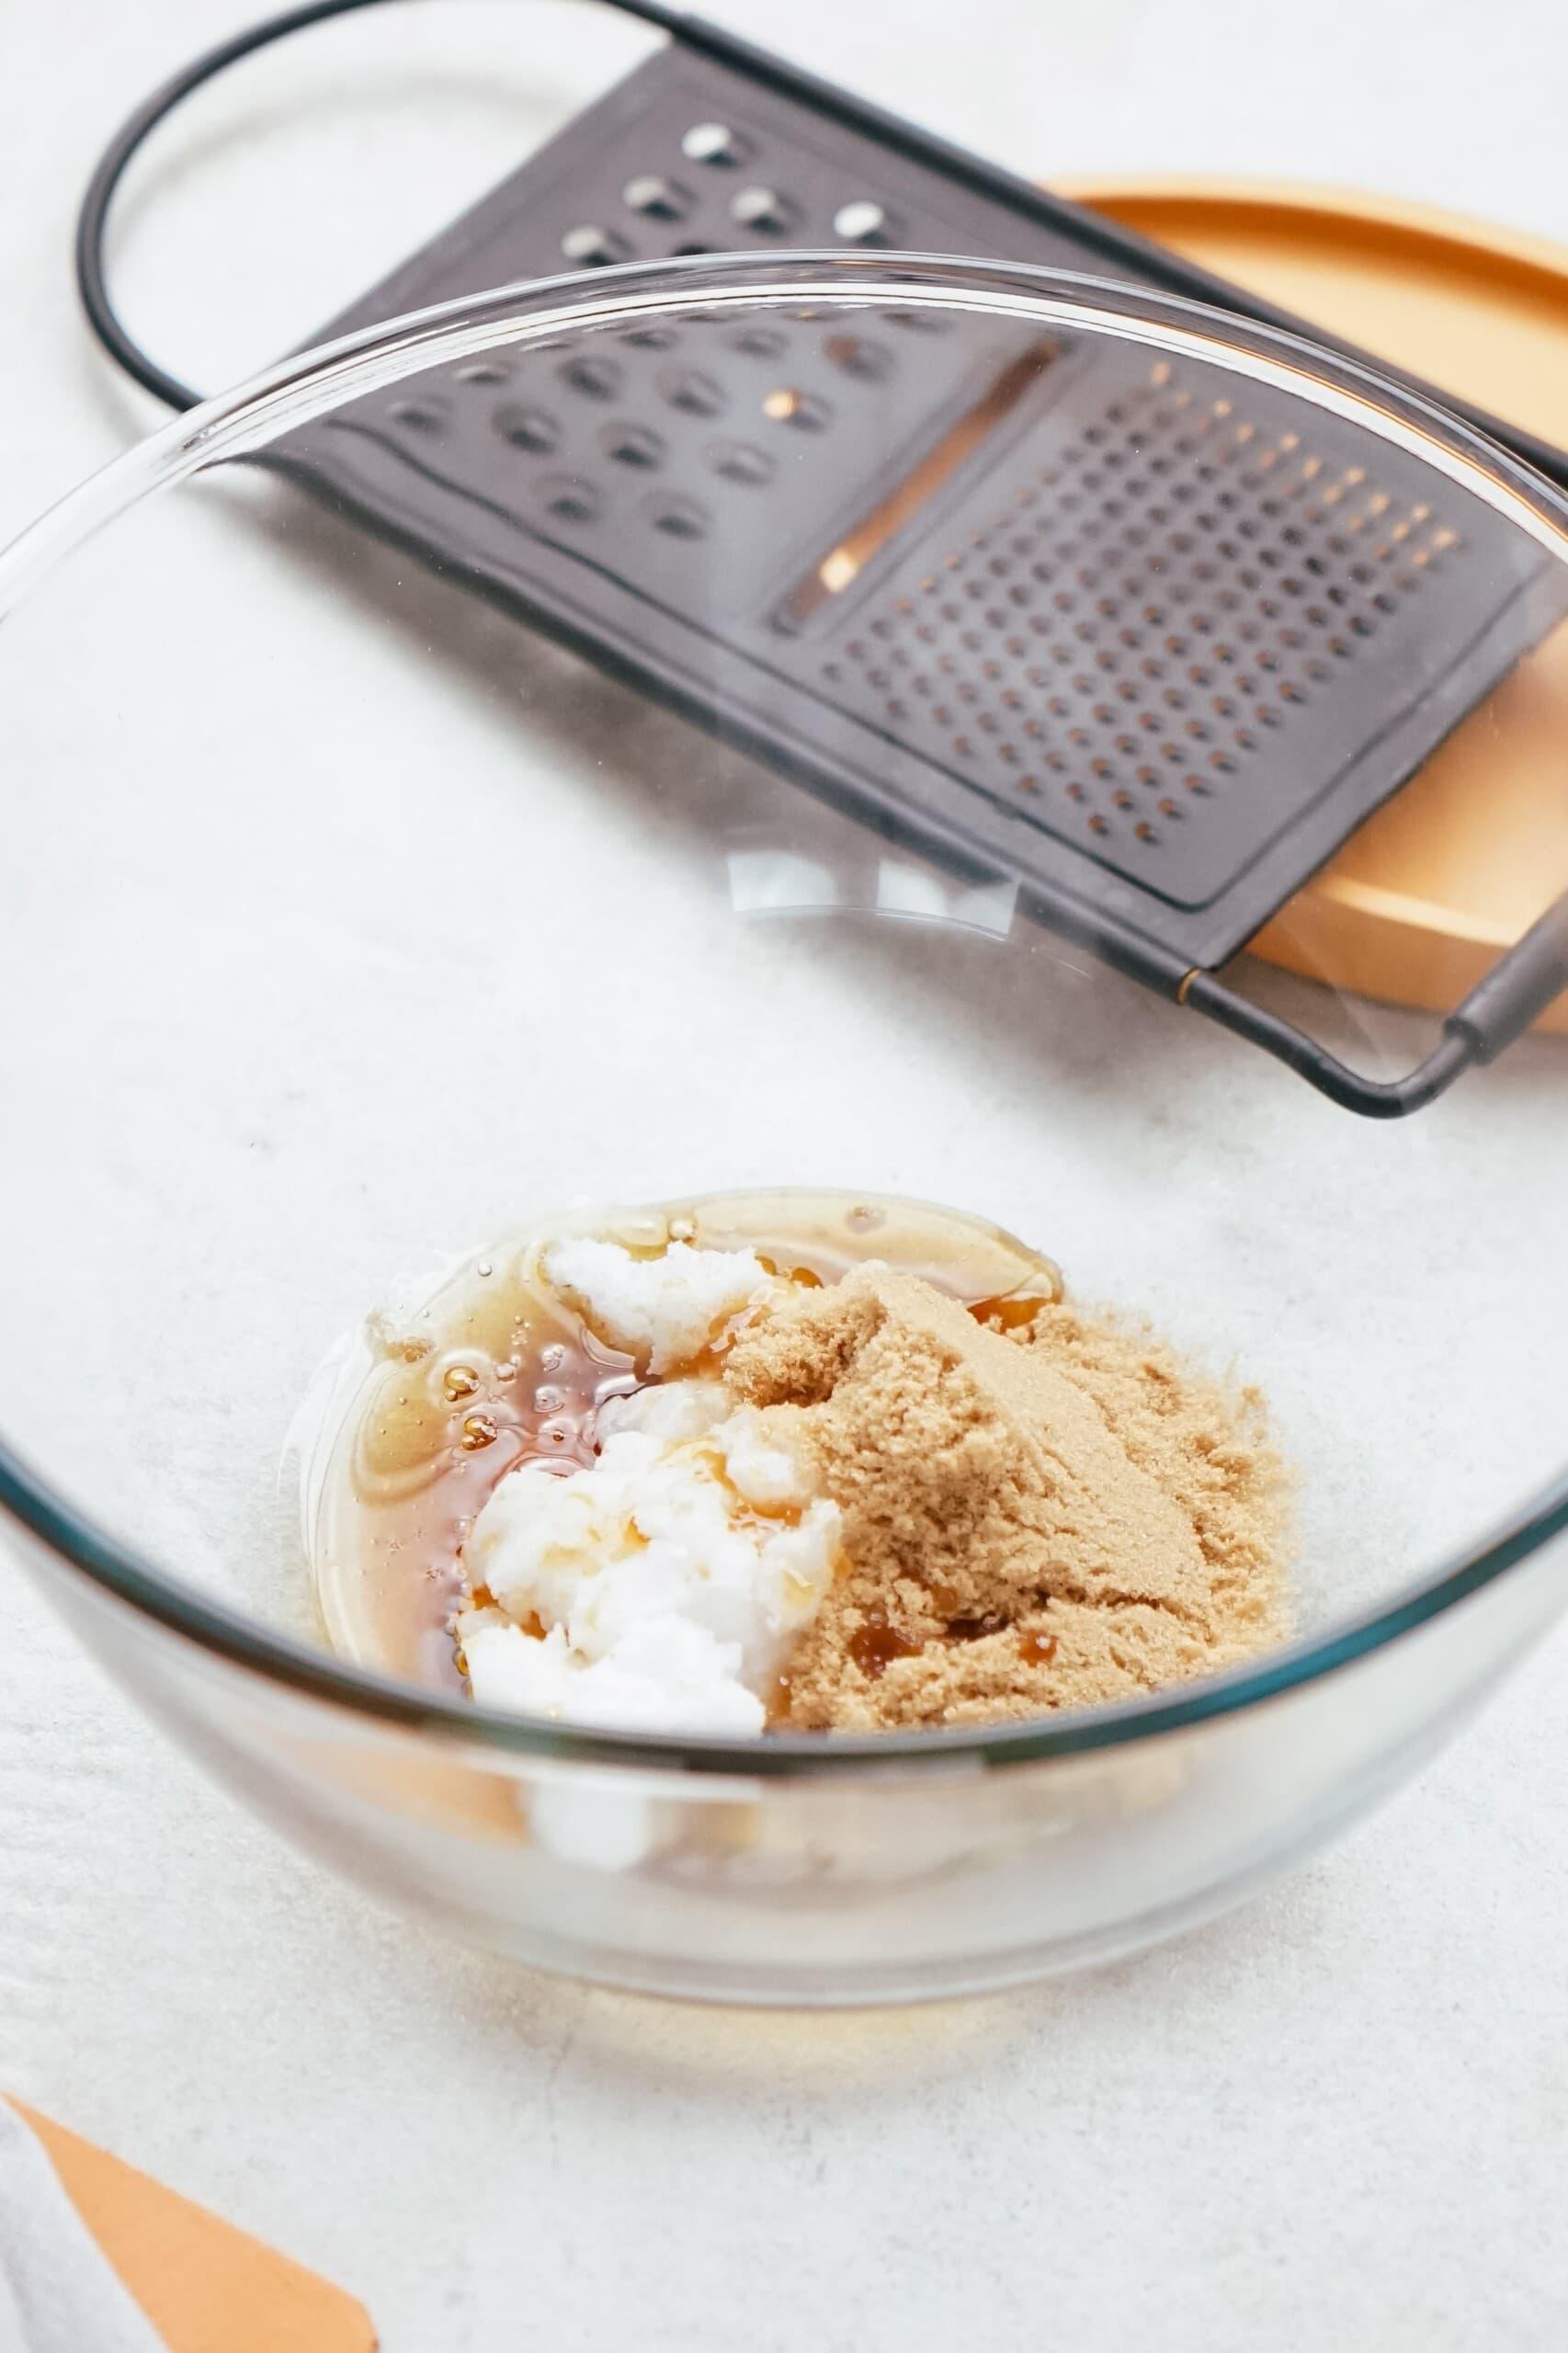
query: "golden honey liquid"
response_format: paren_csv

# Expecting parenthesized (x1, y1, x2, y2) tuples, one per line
(306, 1190, 1062, 1695)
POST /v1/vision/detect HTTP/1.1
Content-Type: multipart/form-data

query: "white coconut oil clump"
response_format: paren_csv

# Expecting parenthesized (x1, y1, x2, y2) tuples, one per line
(457, 1381, 838, 1733)
(456, 1242, 838, 1734)
(542, 1236, 772, 1374)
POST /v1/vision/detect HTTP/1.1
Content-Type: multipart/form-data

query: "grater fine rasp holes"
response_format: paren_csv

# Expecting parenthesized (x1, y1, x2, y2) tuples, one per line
(823, 360, 1463, 901)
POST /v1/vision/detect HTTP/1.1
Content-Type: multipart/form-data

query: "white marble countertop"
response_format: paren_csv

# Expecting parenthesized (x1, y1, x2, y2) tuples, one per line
(3, 3, 1567, 2346)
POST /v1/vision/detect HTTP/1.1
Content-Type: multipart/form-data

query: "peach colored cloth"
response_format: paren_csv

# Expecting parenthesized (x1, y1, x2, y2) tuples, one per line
(0, 2104, 165, 2353)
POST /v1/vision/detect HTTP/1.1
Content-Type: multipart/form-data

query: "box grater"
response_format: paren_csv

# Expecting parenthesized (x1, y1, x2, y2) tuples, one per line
(89, 9, 1568, 1113)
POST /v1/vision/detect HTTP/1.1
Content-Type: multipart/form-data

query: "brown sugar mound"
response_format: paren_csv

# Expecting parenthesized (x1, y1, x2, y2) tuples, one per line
(724, 1267, 1290, 1730)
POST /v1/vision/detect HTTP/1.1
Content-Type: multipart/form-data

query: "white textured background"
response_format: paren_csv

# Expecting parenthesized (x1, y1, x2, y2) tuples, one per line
(3, 3, 1568, 2347)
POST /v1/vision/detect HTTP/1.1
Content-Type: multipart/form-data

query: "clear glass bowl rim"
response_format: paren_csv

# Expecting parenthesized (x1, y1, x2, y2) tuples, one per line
(5, 248, 1567, 1776)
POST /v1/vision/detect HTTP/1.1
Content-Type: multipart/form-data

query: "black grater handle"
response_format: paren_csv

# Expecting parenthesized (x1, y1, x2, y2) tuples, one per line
(1186, 893, 1568, 1116)
(1445, 890, 1568, 1066)
(1179, 972, 1468, 1118)
(74, 0, 690, 413)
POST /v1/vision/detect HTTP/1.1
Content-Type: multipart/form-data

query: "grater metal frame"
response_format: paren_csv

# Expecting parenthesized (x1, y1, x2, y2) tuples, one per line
(75, 1, 1568, 1115)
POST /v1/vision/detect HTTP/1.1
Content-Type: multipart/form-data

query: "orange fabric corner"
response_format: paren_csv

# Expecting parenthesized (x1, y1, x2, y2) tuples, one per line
(6, 2098, 376, 2353)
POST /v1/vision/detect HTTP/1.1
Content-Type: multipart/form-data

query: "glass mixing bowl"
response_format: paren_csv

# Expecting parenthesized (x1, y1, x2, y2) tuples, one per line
(1, 254, 1565, 2005)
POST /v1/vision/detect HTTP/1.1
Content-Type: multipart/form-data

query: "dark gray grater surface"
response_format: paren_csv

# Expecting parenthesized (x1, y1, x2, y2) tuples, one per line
(278, 38, 1561, 976)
